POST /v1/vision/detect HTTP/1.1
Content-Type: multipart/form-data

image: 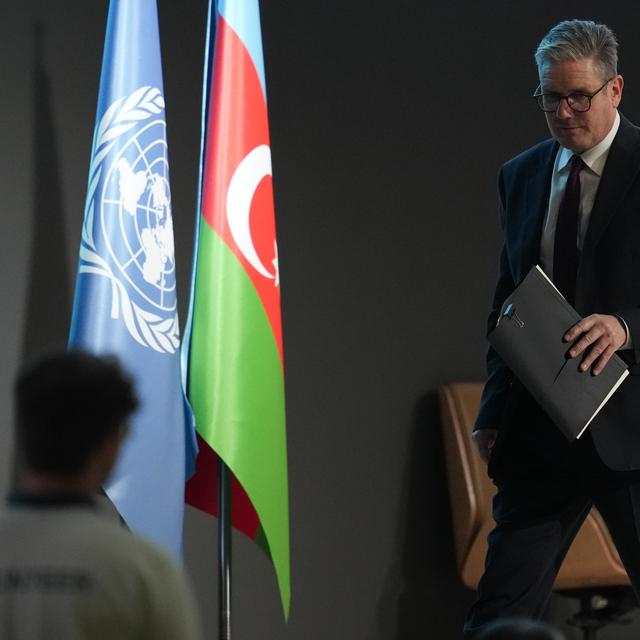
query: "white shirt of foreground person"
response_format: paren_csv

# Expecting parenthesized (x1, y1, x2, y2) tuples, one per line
(0, 494, 202, 640)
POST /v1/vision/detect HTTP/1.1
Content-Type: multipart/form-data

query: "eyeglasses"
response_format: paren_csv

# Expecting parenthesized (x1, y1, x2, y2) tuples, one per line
(533, 77, 614, 113)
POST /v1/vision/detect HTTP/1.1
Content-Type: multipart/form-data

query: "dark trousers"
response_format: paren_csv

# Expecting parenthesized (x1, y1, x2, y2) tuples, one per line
(464, 392, 640, 638)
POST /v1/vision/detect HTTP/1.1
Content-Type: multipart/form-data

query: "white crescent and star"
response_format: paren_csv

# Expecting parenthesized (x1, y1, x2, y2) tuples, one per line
(226, 144, 279, 286)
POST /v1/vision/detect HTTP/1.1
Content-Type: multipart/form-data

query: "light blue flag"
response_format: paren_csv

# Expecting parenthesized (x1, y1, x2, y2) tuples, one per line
(69, 0, 195, 559)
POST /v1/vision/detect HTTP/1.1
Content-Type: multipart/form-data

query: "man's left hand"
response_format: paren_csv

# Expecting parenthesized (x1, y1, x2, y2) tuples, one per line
(564, 314, 627, 375)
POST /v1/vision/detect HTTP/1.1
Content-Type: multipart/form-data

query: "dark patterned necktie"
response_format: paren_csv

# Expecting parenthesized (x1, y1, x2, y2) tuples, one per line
(553, 154, 585, 305)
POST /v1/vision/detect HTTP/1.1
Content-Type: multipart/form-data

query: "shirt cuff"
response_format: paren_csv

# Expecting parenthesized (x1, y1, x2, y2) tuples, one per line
(616, 315, 633, 350)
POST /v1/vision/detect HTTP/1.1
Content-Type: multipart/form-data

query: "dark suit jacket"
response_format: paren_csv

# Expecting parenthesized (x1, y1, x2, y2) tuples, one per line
(476, 113, 640, 471)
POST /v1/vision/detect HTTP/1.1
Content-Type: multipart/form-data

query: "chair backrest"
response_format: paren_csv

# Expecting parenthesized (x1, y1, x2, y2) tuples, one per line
(438, 382, 629, 591)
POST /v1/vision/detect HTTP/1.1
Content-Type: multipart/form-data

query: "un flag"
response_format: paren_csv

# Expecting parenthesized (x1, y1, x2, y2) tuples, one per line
(69, 0, 195, 559)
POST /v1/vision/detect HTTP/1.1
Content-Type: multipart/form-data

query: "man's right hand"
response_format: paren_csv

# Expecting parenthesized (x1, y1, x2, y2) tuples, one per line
(472, 429, 499, 464)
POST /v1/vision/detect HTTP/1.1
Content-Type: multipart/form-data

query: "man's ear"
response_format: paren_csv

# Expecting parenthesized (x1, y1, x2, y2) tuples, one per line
(610, 75, 624, 107)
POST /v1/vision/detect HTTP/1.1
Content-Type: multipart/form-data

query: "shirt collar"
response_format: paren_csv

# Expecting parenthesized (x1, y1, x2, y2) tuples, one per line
(557, 110, 620, 176)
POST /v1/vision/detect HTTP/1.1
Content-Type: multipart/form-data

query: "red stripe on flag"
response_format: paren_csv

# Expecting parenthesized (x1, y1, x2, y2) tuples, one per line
(185, 435, 260, 539)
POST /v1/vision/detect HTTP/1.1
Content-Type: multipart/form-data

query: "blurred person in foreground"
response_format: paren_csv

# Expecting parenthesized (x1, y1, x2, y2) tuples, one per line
(0, 350, 201, 640)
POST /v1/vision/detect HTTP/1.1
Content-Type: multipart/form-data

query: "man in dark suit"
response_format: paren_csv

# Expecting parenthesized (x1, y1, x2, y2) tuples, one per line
(466, 19, 640, 637)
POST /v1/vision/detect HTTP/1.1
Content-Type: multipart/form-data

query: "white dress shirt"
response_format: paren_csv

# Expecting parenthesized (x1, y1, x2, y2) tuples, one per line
(537, 110, 630, 348)
(539, 110, 620, 274)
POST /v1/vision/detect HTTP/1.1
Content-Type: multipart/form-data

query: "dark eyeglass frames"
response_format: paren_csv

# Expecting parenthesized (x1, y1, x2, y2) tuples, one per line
(533, 78, 614, 113)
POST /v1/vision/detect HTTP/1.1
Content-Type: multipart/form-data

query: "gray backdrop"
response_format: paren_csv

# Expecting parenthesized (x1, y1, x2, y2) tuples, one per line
(3, 2, 640, 638)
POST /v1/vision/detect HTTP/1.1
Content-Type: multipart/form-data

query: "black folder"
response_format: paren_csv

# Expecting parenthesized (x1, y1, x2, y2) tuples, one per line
(488, 265, 629, 440)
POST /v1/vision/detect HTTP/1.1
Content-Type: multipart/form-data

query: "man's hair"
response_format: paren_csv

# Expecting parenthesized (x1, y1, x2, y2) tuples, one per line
(15, 350, 138, 474)
(535, 19, 618, 81)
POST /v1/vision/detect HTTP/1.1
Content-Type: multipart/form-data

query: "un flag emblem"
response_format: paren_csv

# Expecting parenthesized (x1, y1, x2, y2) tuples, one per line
(79, 87, 180, 353)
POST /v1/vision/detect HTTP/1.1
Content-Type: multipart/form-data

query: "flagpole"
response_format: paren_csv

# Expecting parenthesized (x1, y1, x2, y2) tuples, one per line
(218, 459, 232, 640)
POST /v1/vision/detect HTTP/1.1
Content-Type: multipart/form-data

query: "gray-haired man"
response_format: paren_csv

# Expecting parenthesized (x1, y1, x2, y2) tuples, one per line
(468, 19, 640, 636)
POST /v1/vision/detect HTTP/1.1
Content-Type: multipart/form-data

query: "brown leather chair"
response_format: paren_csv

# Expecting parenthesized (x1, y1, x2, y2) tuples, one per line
(438, 382, 636, 637)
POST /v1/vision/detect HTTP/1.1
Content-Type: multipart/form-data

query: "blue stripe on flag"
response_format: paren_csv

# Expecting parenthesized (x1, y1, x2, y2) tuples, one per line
(217, 0, 268, 101)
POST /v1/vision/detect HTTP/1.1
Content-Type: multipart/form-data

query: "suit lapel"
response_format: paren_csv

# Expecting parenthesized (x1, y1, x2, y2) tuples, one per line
(581, 115, 640, 259)
(517, 143, 557, 282)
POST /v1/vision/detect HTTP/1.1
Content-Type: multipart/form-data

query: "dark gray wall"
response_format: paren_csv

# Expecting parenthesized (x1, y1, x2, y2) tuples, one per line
(3, 2, 640, 639)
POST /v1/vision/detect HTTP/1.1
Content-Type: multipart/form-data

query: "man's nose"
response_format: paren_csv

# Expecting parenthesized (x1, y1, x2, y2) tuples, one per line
(555, 97, 574, 119)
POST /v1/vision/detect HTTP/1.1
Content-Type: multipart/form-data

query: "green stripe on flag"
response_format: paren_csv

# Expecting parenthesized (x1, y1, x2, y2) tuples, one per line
(189, 218, 290, 615)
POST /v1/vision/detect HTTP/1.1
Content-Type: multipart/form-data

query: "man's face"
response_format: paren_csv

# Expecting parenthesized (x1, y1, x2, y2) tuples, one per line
(539, 57, 623, 153)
